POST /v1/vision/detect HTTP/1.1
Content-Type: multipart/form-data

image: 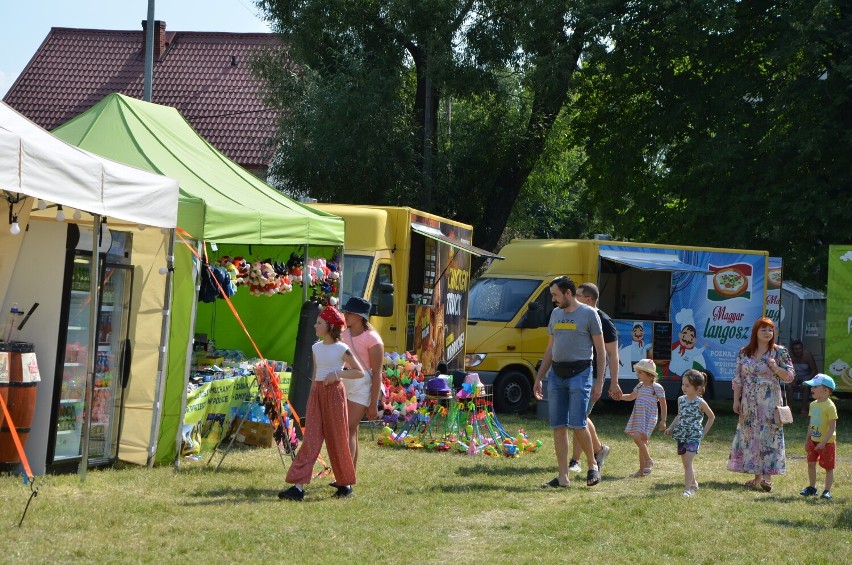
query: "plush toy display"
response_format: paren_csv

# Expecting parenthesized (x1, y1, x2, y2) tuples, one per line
(206, 248, 342, 301)
(375, 351, 539, 458)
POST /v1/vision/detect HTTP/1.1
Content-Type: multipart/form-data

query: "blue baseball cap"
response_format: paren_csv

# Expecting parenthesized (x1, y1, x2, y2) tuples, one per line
(804, 374, 836, 390)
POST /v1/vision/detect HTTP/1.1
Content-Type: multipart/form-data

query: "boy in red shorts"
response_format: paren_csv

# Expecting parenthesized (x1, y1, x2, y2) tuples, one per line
(800, 374, 838, 500)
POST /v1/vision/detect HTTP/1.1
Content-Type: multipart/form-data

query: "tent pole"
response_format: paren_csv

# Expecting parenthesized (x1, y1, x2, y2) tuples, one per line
(146, 227, 176, 468)
(79, 215, 102, 480)
(303, 243, 310, 303)
(172, 240, 203, 469)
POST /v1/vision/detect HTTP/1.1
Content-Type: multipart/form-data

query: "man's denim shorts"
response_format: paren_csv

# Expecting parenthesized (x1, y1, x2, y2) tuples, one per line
(547, 367, 592, 429)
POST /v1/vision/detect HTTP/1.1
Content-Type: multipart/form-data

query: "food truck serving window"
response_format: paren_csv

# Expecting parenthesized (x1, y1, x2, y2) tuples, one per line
(598, 250, 713, 322)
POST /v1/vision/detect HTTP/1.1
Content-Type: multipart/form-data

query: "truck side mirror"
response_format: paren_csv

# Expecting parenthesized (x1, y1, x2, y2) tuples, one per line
(517, 302, 542, 329)
(375, 282, 394, 317)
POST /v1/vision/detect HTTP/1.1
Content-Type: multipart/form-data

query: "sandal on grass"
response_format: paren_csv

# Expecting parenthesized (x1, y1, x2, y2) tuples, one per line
(744, 479, 759, 489)
(586, 468, 601, 487)
(541, 477, 570, 488)
(631, 468, 652, 478)
(760, 479, 773, 492)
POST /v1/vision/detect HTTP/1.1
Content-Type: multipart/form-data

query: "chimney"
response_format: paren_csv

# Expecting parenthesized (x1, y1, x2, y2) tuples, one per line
(141, 20, 167, 60)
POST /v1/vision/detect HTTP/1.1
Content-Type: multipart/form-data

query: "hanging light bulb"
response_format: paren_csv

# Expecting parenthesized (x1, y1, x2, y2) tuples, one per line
(56, 205, 66, 222)
(10, 216, 21, 235)
(37, 199, 47, 210)
(73, 209, 82, 221)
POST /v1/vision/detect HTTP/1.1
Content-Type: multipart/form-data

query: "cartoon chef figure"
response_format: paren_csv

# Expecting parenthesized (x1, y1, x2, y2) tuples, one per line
(629, 322, 652, 372)
(670, 309, 706, 377)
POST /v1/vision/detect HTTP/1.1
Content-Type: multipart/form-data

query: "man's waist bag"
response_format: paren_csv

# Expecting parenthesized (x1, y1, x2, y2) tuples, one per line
(551, 360, 591, 379)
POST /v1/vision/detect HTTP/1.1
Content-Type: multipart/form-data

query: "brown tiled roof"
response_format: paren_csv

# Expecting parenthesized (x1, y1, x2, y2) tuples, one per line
(3, 26, 282, 171)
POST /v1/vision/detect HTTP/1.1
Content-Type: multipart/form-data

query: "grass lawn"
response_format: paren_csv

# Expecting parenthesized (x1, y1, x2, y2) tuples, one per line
(1, 399, 849, 564)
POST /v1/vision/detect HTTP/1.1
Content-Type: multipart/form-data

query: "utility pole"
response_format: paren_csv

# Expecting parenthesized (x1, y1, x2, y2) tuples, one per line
(143, 0, 155, 102)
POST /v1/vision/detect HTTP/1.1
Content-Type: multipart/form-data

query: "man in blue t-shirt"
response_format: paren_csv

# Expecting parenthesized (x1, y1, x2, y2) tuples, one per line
(534, 276, 605, 488)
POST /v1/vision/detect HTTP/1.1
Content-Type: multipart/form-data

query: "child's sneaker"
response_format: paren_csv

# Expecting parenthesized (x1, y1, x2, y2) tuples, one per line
(821, 490, 832, 500)
(568, 459, 581, 473)
(800, 486, 818, 496)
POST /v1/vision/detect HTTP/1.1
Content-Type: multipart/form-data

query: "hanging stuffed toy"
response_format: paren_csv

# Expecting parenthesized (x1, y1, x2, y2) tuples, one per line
(248, 261, 267, 296)
(261, 262, 278, 295)
(287, 252, 303, 285)
(278, 274, 293, 294)
(232, 256, 250, 285)
(327, 251, 341, 281)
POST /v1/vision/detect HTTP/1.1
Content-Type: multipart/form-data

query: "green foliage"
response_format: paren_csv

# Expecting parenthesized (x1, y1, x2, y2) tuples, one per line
(254, 0, 628, 253)
(254, 0, 848, 283)
(254, 48, 419, 204)
(572, 0, 851, 288)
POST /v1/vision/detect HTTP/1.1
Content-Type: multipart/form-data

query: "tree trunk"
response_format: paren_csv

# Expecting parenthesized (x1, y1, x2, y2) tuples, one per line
(473, 26, 589, 268)
(408, 41, 440, 210)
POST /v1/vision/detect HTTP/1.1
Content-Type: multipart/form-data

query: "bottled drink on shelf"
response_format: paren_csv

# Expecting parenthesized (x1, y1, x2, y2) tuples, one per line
(101, 313, 112, 343)
(104, 279, 114, 303)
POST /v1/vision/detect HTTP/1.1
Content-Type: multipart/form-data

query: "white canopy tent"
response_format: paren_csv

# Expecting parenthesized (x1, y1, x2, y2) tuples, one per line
(0, 101, 179, 477)
(0, 102, 178, 227)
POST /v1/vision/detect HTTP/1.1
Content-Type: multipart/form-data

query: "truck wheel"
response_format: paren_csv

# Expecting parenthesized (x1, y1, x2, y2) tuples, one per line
(494, 370, 532, 413)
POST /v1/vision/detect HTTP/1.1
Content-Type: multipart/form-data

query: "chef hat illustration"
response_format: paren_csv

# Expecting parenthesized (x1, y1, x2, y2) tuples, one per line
(675, 308, 696, 329)
(633, 322, 644, 330)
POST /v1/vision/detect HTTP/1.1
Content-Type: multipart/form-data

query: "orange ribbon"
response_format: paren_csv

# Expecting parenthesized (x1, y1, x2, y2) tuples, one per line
(0, 391, 34, 482)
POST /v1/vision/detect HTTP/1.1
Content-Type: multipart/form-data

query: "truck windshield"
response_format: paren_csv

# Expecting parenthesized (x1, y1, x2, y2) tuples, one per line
(469, 277, 541, 322)
(340, 255, 374, 304)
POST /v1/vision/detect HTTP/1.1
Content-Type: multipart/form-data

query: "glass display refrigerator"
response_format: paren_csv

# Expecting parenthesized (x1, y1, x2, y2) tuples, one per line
(47, 225, 133, 471)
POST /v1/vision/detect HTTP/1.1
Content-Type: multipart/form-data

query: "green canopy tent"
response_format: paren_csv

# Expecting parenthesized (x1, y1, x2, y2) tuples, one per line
(53, 93, 344, 465)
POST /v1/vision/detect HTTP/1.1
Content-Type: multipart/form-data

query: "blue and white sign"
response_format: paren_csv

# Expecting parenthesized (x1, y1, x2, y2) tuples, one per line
(670, 250, 766, 382)
(603, 245, 767, 383)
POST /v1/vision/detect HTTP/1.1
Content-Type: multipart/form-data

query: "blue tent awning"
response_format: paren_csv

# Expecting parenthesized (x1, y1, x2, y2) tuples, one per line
(600, 250, 711, 273)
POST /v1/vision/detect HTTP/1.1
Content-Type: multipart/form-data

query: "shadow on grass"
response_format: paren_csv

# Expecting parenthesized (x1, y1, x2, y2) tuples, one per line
(424, 482, 549, 495)
(764, 507, 850, 532)
(751, 492, 845, 505)
(455, 464, 555, 477)
(684, 476, 756, 492)
(836, 506, 852, 529)
(180, 485, 276, 505)
(175, 464, 253, 476)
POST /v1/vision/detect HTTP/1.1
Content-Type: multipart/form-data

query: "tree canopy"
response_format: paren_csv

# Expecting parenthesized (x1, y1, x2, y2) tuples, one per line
(254, 0, 624, 253)
(254, 0, 850, 288)
(569, 0, 850, 287)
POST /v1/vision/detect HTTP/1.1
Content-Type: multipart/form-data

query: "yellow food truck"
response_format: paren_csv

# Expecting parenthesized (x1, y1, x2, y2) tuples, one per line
(309, 205, 499, 375)
(465, 239, 771, 411)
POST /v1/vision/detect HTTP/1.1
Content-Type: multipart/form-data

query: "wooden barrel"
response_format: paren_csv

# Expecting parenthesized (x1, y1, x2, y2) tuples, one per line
(0, 343, 37, 466)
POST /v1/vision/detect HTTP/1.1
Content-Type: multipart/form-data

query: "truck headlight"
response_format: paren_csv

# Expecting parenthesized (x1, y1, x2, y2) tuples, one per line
(465, 353, 486, 368)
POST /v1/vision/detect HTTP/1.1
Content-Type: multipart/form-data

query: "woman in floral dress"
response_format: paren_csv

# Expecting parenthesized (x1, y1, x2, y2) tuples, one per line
(727, 317, 794, 491)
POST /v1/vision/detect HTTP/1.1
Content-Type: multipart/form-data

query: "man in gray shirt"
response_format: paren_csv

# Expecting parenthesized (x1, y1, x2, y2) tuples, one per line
(534, 276, 605, 488)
